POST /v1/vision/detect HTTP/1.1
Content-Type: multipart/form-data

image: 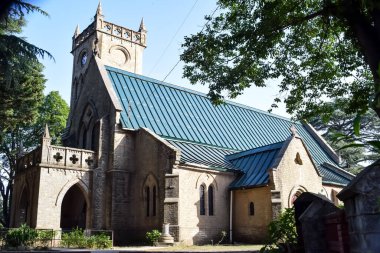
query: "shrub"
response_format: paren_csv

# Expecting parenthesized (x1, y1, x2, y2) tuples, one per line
(260, 208, 297, 253)
(146, 229, 161, 245)
(93, 233, 112, 249)
(61, 228, 86, 248)
(61, 228, 112, 249)
(36, 230, 55, 249)
(5, 224, 38, 248)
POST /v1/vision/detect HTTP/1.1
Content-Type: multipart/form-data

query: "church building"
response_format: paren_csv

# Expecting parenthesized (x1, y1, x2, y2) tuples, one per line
(10, 4, 354, 245)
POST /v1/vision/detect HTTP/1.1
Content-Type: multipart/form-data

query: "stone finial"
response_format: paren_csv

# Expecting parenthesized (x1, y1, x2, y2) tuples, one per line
(290, 124, 297, 136)
(96, 1, 103, 16)
(139, 18, 146, 32)
(43, 124, 51, 139)
(74, 24, 80, 38)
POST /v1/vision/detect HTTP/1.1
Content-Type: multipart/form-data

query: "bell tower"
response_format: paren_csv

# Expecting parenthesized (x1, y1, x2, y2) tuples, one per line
(69, 2, 147, 108)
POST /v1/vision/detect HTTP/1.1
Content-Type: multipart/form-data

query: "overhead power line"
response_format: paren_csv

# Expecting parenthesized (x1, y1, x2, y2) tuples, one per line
(162, 5, 220, 82)
(148, 0, 200, 76)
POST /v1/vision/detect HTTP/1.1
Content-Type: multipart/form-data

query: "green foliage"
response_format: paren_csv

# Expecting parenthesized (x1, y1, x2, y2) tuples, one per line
(0, 91, 68, 227)
(60, 228, 112, 249)
(36, 229, 55, 249)
(61, 228, 86, 248)
(146, 229, 161, 245)
(260, 208, 297, 253)
(4, 224, 38, 248)
(310, 104, 380, 173)
(181, 0, 380, 120)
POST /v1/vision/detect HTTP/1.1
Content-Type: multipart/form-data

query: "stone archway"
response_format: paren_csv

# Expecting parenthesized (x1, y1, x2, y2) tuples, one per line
(288, 185, 308, 207)
(60, 184, 87, 230)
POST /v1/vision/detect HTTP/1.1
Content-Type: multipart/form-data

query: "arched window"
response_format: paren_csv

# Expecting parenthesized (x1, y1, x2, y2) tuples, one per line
(200, 185, 205, 215)
(208, 185, 214, 216)
(153, 186, 157, 216)
(146, 186, 150, 217)
(249, 202, 255, 216)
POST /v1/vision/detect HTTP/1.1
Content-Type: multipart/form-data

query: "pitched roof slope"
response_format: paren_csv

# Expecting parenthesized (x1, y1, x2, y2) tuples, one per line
(227, 142, 284, 189)
(105, 66, 353, 185)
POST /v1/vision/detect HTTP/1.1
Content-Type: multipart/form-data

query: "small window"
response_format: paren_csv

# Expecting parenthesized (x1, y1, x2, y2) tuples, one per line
(249, 202, 254, 216)
(200, 185, 206, 215)
(146, 186, 150, 217)
(208, 185, 214, 216)
(153, 186, 157, 216)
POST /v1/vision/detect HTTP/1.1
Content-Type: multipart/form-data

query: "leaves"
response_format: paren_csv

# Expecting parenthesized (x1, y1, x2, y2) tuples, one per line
(310, 104, 380, 173)
(181, 0, 380, 120)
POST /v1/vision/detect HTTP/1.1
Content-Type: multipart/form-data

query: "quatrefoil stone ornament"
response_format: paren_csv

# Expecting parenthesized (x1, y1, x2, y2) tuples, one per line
(53, 152, 63, 162)
(70, 154, 79, 164)
(85, 156, 94, 166)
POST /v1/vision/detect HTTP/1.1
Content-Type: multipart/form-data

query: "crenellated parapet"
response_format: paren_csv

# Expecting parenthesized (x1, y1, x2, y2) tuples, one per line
(17, 145, 95, 173)
(72, 19, 146, 51)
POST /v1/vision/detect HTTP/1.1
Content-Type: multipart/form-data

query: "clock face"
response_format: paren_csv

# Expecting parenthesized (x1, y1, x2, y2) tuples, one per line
(81, 52, 87, 66)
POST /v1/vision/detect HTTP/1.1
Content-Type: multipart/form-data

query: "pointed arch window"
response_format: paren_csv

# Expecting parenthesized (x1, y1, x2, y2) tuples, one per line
(208, 185, 214, 216)
(153, 186, 157, 216)
(200, 185, 206, 215)
(146, 186, 150, 217)
(249, 202, 255, 216)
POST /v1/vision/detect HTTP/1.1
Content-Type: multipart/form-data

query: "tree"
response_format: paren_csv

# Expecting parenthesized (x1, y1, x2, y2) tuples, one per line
(310, 104, 380, 173)
(181, 0, 380, 121)
(0, 0, 52, 132)
(0, 91, 69, 227)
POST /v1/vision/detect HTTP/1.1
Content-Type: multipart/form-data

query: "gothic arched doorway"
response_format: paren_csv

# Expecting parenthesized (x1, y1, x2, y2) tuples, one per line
(60, 184, 87, 230)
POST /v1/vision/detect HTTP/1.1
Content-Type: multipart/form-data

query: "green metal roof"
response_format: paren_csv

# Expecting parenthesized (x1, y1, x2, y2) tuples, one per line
(106, 66, 353, 186)
(167, 139, 237, 171)
(227, 142, 284, 189)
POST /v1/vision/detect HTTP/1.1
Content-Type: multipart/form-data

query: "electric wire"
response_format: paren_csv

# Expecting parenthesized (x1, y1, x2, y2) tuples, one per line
(148, 0, 200, 75)
(162, 5, 220, 82)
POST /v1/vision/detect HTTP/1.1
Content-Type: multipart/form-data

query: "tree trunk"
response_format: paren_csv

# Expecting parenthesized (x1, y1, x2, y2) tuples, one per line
(342, 1, 380, 117)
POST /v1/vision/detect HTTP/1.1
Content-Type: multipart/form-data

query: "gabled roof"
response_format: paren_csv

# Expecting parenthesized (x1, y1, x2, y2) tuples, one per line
(227, 142, 284, 189)
(105, 66, 353, 186)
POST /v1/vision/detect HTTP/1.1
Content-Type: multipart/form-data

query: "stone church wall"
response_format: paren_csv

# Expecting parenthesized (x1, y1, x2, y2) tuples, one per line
(270, 137, 323, 209)
(111, 128, 178, 244)
(175, 166, 235, 245)
(232, 187, 272, 243)
(35, 167, 91, 229)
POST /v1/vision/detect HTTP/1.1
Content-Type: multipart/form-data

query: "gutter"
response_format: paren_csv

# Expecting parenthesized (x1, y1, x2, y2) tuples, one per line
(229, 190, 233, 243)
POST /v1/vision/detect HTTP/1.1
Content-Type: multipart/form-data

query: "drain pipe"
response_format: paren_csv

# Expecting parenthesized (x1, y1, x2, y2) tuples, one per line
(229, 190, 233, 243)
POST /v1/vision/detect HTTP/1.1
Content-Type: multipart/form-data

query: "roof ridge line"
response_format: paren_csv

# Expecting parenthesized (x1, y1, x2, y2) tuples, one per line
(163, 136, 240, 152)
(226, 141, 285, 161)
(105, 65, 298, 122)
(322, 162, 355, 178)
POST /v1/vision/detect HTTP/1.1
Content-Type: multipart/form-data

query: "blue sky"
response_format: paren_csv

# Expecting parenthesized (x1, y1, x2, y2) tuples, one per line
(22, 0, 289, 117)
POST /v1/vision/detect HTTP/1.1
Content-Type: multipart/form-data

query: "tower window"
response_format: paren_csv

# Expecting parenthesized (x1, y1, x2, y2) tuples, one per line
(200, 185, 205, 215)
(208, 185, 214, 216)
(249, 202, 255, 216)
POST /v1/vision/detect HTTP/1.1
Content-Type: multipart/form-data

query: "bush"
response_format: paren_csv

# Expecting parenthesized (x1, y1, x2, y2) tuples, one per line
(61, 228, 86, 248)
(61, 228, 112, 249)
(260, 208, 297, 253)
(93, 233, 112, 249)
(146, 229, 161, 245)
(36, 230, 55, 249)
(5, 224, 38, 248)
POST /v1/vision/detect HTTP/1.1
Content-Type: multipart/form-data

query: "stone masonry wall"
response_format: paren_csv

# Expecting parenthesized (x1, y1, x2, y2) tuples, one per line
(232, 187, 272, 243)
(175, 166, 235, 245)
(270, 137, 323, 209)
(113, 128, 177, 244)
(35, 167, 91, 229)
